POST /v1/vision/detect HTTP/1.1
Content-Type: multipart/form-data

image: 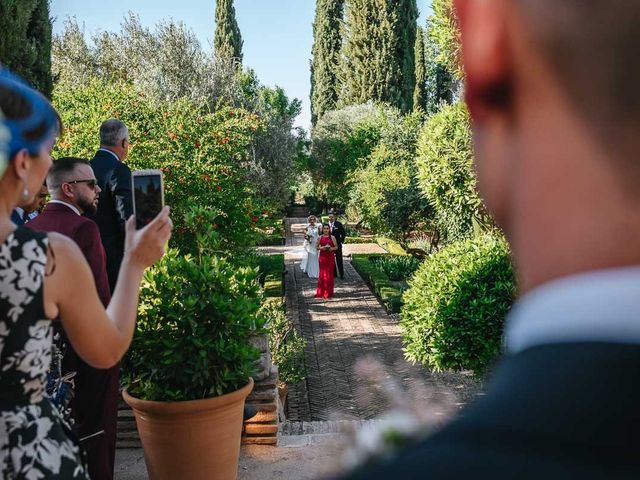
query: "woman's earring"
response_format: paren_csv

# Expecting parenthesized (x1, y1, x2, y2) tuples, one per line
(22, 185, 30, 201)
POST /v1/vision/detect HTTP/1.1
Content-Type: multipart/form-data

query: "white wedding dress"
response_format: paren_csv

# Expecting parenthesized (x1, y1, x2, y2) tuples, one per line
(300, 224, 320, 278)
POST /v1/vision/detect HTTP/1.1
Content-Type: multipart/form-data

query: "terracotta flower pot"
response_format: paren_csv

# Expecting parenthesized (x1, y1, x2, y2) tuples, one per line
(123, 378, 254, 480)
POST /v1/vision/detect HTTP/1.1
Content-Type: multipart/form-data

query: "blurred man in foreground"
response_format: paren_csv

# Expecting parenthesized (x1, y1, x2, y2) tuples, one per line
(343, 1, 640, 478)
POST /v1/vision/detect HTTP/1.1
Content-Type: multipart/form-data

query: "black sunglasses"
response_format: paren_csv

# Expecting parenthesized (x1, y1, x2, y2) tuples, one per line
(67, 179, 97, 189)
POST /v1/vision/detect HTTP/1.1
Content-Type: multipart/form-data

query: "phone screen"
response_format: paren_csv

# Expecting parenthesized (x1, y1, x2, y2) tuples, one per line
(133, 173, 163, 229)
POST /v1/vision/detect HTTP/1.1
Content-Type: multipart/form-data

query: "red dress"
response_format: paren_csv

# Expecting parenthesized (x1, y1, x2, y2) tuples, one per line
(315, 235, 335, 299)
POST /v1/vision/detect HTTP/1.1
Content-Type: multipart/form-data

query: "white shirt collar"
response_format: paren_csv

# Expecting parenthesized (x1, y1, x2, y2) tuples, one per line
(99, 147, 121, 162)
(505, 266, 640, 354)
(48, 199, 81, 216)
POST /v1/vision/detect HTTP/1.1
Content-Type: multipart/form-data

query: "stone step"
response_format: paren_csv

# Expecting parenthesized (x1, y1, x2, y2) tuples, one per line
(280, 419, 381, 436)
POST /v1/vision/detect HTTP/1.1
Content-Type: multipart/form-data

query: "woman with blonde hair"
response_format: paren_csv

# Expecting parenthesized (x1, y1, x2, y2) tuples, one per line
(0, 68, 172, 479)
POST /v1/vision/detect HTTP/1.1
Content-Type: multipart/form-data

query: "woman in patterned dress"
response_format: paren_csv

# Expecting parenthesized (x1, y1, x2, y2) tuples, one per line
(0, 69, 172, 479)
(315, 224, 338, 299)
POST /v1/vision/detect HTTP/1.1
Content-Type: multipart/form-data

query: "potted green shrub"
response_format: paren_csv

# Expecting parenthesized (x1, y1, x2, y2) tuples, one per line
(122, 221, 265, 480)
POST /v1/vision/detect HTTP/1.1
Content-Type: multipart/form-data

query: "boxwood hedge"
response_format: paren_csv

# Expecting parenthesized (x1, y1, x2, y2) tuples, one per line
(351, 254, 405, 313)
(401, 234, 515, 373)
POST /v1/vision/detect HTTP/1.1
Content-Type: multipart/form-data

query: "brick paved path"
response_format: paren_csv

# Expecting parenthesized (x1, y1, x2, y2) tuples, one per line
(284, 218, 481, 422)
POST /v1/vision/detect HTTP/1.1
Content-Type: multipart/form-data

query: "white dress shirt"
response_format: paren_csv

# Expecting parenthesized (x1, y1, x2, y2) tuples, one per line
(99, 147, 121, 162)
(505, 267, 640, 354)
(48, 199, 81, 216)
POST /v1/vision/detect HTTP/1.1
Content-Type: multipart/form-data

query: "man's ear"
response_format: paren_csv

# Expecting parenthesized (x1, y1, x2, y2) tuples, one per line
(61, 182, 73, 198)
(455, 0, 512, 121)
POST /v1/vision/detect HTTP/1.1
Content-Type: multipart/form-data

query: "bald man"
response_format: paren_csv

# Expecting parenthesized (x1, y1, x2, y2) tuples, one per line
(342, 2, 640, 478)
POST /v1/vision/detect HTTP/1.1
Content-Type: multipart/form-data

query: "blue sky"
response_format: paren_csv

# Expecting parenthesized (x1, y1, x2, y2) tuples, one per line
(50, 1, 431, 130)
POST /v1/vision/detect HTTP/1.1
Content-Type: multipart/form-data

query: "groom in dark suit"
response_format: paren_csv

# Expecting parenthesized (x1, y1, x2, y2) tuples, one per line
(328, 211, 346, 279)
(340, 1, 640, 479)
(28, 157, 117, 480)
(88, 119, 133, 291)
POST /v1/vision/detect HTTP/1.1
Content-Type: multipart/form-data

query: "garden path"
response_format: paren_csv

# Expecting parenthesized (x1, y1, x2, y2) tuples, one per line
(283, 218, 481, 422)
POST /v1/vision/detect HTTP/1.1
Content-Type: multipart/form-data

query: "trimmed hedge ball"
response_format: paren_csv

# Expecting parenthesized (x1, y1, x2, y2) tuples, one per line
(401, 234, 515, 373)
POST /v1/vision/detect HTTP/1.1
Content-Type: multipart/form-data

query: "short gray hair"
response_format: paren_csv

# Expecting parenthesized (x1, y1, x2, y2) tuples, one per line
(99, 119, 128, 147)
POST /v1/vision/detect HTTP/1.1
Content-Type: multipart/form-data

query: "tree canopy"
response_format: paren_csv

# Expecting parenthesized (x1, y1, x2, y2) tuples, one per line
(310, 0, 344, 125)
(0, 0, 53, 97)
(338, 0, 417, 112)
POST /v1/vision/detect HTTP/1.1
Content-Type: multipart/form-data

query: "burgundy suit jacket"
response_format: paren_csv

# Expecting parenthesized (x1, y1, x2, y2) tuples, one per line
(28, 202, 111, 306)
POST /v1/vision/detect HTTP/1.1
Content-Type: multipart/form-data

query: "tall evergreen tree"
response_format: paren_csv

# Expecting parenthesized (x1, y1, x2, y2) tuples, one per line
(395, 0, 418, 112)
(310, 0, 344, 126)
(425, 17, 453, 114)
(413, 26, 427, 111)
(0, 0, 53, 96)
(339, 0, 417, 112)
(27, 0, 53, 97)
(214, 0, 243, 62)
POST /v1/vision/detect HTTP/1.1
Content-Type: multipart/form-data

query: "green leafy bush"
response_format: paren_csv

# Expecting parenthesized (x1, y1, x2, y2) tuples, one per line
(371, 256, 421, 281)
(125, 248, 265, 401)
(263, 301, 306, 385)
(52, 80, 263, 254)
(401, 234, 515, 373)
(381, 181, 434, 243)
(346, 110, 426, 235)
(429, 0, 462, 80)
(310, 103, 389, 207)
(256, 234, 285, 247)
(351, 254, 405, 313)
(257, 254, 284, 298)
(344, 236, 376, 244)
(348, 144, 412, 234)
(416, 102, 488, 242)
(376, 238, 407, 256)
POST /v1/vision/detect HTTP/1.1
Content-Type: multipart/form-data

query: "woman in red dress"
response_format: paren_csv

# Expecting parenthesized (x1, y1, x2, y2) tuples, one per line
(315, 224, 338, 299)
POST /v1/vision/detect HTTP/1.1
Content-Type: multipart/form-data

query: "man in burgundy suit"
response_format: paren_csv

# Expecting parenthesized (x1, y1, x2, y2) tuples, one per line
(28, 157, 118, 480)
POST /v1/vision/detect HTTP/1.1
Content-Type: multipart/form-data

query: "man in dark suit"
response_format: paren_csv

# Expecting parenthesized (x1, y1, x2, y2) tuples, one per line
(28, 157, 117, 480)
(341, 2, 640, 479)
(10, 183, 48, 225)
(88, 119, 133, 291)
(328, 211, 346, 279)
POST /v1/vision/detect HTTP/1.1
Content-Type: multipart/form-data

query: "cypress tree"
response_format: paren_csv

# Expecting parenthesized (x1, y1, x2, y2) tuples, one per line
(26, 0, 53, 97)
(395, 0, 418, 112)
(214, 0, 243, 62)
(310, 0, 344, 126)
(0, 0, 38, 84)
(425, 17, 453, 114)
(339, 0, 417, 112)
(413, 27, 427, 111)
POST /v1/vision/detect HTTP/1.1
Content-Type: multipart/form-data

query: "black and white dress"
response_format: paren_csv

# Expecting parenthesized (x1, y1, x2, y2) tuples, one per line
(0, 227, 88, 479)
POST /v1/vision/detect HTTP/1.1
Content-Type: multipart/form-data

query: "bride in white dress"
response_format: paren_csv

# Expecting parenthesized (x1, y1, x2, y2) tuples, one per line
(300, 215, 320, 278)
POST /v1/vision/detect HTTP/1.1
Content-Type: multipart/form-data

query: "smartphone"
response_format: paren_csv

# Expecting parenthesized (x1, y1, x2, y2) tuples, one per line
(132, 169, 164, 229)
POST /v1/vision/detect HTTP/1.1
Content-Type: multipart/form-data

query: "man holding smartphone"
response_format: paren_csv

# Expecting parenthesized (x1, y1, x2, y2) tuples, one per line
(89, 119, 134, 291)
